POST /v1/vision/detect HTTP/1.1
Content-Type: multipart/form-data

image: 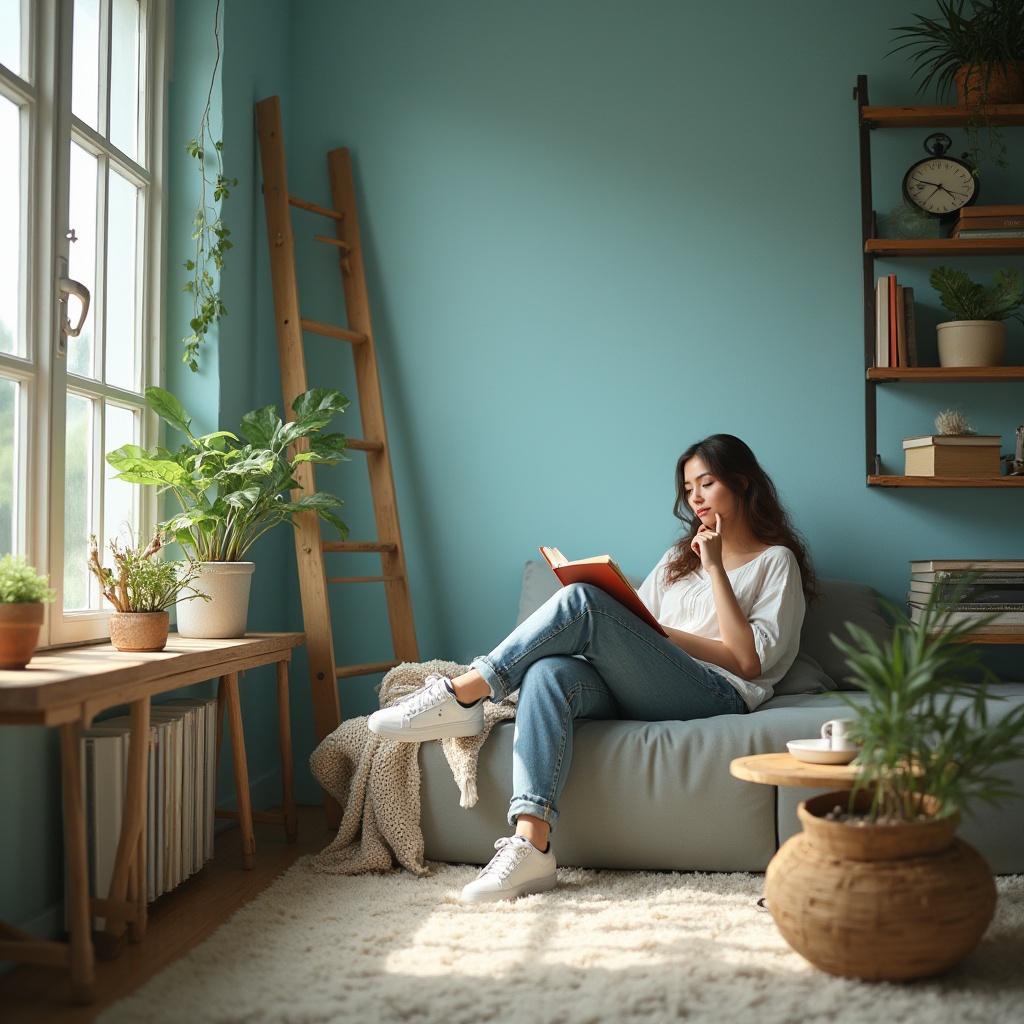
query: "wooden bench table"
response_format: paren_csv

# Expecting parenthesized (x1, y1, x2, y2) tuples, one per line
(0, 631, 305, 1003)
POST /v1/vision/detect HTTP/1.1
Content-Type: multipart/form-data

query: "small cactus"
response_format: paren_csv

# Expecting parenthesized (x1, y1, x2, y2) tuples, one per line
(935, 408, 974, 436)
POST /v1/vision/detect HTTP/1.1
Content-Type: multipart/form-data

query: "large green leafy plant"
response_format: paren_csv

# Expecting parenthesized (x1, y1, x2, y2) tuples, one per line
(929, 265, 1024, 322)
(831, 583, 1024, 821)
(107, 387, 351, 562)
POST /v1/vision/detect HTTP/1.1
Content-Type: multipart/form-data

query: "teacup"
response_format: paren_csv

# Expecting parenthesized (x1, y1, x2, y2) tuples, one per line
(821, 718, 859, 752)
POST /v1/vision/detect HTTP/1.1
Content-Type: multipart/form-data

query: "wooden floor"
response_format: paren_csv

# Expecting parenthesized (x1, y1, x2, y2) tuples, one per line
(0, 805, 334, 1024)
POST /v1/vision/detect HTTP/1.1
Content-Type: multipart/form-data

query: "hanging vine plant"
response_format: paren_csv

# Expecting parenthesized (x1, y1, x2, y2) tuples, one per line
(182, 0, 237, 372)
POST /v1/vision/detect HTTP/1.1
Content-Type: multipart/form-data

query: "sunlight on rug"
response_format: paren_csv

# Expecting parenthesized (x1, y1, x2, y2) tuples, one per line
(97, 860, 1024, 1024)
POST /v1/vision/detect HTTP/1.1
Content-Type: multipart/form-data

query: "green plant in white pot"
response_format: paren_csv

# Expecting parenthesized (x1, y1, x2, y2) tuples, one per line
(87, 529, 208, 652)
(929, 265, 1023, 367)
(106, 386, 350, 638)
(0, 555, 56, 669)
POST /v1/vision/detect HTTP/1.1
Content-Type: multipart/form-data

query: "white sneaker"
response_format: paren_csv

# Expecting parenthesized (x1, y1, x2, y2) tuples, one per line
(461, 836, 557, 903)
(366, 675, 484, 742)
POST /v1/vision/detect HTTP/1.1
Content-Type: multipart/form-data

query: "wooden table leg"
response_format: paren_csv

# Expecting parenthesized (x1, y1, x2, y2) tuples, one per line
(276, 660, 298, 841)
(220, 672, 255, 869)
(59, 720, 95, 1004)
(103, 698, 150, 945)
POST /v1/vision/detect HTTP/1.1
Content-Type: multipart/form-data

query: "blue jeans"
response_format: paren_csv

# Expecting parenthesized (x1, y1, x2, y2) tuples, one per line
(471, 582, 749, 831)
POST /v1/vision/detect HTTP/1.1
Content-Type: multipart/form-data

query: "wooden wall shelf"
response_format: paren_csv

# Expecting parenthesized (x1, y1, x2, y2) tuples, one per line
(861, 102, 1024, 128)
(865, 238, 1024, 257)
(867, 367, 1024, 383)
(869, 475, 1024, 488)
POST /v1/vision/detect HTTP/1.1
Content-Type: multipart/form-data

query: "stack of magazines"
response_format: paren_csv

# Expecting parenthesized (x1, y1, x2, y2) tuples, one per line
(908, 559, 1024, 629)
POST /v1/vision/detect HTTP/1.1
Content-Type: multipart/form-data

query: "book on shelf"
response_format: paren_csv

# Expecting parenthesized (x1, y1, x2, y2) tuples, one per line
(539, 546, 667, 637)
(910, 558, 1024, 573)
(908, 603, 1024, 627)
(875, 276, 889, 368)
(908, 578, 1024, 602)
(952, 228, 1024, 238)
(957, 204, 1024, 219)
(888, 274, 898, 369)
(902, 435, 1001, 478)
(911, 570, 1024, 585)
(903, 286, 917, 367)
(902, 434, 1001, 448)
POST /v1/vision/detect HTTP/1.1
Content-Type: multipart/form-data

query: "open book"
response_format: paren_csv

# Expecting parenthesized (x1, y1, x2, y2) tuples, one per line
(539, 546, 668, 637)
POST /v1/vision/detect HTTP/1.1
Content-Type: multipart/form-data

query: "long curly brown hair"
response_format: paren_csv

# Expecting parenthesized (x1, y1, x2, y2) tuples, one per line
(662, 434, 819, 603)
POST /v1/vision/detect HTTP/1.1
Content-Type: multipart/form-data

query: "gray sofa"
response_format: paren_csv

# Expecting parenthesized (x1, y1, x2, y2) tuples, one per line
(418, 565, 1024, 874)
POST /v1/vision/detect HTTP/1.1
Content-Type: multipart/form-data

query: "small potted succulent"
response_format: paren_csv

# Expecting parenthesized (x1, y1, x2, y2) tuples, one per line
(0, 555, 56, 669)
(87, 529, 208, 652)
(106, 386, 350, 638)
(929, 265, 1024, 366)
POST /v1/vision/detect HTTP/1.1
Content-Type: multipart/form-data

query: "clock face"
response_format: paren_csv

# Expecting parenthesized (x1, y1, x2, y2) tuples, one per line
(903, 158, 977, 217)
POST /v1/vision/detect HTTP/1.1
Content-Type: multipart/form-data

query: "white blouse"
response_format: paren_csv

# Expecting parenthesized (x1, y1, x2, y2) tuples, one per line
(636, 545, 805, 710)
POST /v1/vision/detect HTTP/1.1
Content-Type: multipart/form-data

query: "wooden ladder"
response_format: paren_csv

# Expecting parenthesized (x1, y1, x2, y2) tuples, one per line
(255, 95, 419, 795)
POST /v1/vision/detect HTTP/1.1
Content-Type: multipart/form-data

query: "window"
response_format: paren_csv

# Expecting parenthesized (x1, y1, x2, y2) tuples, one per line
(0, 0, 167, 646)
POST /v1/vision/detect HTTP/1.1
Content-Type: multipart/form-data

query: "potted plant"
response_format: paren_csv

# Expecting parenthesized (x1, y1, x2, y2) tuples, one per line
(87, 529, 207, 652)
(889, 0, 1024, 168)
(929, 265, 1023, 366)
(106, 386, 350, 639)
(766, 584, 1024, 980)
(0, 555, 56, 669)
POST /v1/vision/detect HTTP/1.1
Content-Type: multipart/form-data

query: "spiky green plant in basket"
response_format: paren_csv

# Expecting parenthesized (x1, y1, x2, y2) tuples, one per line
(830, 579, 1024, 822)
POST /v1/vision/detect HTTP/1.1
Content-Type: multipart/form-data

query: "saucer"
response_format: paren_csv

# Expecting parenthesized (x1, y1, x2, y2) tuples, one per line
(786, 738, 859, 766)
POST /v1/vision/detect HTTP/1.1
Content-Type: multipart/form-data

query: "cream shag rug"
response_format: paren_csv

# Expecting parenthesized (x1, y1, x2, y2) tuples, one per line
(98, 862, 1024, 1024)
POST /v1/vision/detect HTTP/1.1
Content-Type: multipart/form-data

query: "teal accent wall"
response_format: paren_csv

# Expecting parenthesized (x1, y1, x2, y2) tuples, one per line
(4, 0, 1022, 951)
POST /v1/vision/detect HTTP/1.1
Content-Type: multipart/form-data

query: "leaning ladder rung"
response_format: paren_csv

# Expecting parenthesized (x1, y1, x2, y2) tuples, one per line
(345, 437, 385, 452)
(301, 317, 367, 344)
(288, 194, 343, 220)
(314, 234, 351, 252)
(322, 540, 398, 553)
(336, 660, 400, 680)
(327, 574, 403, 584)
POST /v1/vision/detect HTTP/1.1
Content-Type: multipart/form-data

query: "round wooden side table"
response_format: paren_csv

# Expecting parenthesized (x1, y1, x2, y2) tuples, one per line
(729, 751, 859, 790)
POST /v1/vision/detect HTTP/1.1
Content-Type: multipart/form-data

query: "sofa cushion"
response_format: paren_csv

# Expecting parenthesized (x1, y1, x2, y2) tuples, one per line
(801, 578, 890, 689)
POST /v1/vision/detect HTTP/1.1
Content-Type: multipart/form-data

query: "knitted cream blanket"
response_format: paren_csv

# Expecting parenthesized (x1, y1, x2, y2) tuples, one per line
(308, 660, 517, 876)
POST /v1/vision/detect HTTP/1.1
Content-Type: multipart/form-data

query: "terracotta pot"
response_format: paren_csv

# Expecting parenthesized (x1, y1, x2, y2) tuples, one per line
(765, 789, 996, 981)
(108, 610, 170, 652)
(0, 602, 46, 669)
(955, 61, 1024, 107)
(175, 562, 255, 639)
(936, 320, 1006, 367)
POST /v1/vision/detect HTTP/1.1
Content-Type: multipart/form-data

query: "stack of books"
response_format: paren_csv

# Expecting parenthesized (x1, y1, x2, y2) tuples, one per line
(78, 696, 217, 928)
(908, 559, 1024, 629)
(875, 274, 917, 368)
(951, 204, 1024, 239)
(902, 434, 1002, 478)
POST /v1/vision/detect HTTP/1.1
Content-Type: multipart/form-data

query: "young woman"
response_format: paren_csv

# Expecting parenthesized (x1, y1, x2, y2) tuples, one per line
(369, 434, 817, 903)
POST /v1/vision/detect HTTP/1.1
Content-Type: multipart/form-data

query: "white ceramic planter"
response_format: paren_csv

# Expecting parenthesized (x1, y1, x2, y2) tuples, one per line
(936, 320, 1006, 367)
(176, 561, 256, 639)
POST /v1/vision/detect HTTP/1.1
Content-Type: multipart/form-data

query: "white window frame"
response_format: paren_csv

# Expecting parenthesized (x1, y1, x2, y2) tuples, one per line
(0, 0, 168, 648)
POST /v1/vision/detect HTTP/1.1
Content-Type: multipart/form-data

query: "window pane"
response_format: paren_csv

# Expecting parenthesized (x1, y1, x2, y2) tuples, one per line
(68, 142, 98, 377)
(64, 392, 95, 610)
(0, 377, 17, 556)
(110, 0, 140, 160)
(0, 95, 20, 356)
(105, 169, 138, 389)
(72, 0, 100, 132)
(103, 402, 136, 543)
(0, 0, 22, 75)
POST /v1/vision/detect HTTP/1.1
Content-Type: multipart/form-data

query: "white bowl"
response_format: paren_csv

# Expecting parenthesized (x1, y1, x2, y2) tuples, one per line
(786, 738, 859, 766)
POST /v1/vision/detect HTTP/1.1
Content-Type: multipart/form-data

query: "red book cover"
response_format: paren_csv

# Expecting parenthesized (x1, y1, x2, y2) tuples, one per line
(538, 547, 668, 636)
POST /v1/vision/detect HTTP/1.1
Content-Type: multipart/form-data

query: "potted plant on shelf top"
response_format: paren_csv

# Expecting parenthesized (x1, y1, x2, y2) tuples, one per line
(106, 386, 351, 639)
(87, 529, 208, 652)
(766, 583, 1024, 981)
(929, 264, 1024, 366)
(888, 0, 1024, 168)
(0, 555, 56, 669)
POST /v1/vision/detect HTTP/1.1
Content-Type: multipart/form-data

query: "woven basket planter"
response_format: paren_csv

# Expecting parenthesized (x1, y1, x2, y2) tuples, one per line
(108, 610, 170, 652)
(765, 790, 996, 981)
